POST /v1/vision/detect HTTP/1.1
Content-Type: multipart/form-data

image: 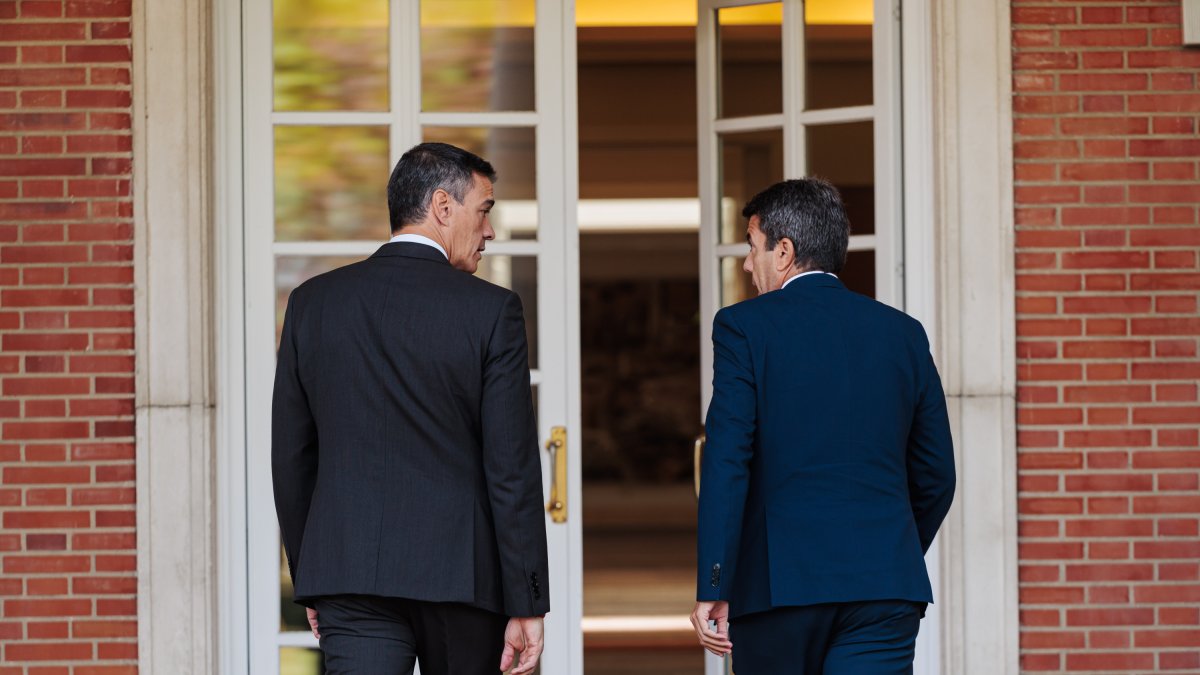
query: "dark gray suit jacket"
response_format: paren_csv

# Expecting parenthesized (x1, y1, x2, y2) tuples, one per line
(272, 242, 549, 617)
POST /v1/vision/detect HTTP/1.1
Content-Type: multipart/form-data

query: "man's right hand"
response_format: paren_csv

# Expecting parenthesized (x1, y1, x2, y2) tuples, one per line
(499, 616, 544, 674)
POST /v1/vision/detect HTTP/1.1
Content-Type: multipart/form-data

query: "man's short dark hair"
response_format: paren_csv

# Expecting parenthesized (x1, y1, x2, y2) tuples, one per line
(387, 142, 497, 232)
(741, 178, 851, 274)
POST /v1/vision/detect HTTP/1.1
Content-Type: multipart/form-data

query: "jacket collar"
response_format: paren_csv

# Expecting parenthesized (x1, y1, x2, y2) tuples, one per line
(782, 272, 845, 292)
(371, 241, 451, 266)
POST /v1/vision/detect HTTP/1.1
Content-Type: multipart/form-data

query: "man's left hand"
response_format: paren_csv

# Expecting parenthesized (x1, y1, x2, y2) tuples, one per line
(690, 600, 732, 656)
(306, 606, 319, 639)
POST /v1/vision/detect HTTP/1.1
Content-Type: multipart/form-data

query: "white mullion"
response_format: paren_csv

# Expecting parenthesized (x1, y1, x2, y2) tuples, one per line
(242, 0, 280, 670)
(873, 0, 904, 309)
(392, 0, 420, 164)
(715, 242, 748, 258)
(782, 0, 804, 178)
(271, 112, 393, 126)
(849, 234, 877, 251)
(712, 114, 784, 134)
(277, 632, 319, 648)
(419, 111, 541, 128)
(799, 105, 875, 126)
(697, 2, 720, 421)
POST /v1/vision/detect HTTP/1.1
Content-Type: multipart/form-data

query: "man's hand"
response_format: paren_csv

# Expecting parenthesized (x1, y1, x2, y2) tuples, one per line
(499, 616, 544, 674)
(690, 601, 732, 656)
(306, 607, 319, 639)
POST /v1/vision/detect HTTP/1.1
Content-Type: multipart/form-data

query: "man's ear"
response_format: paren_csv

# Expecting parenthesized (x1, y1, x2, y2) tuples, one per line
(775, 237, 797, 272)
(430, 188, 452, 224)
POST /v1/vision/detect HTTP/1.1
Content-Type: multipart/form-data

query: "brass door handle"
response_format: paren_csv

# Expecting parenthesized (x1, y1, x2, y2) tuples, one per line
(545, 426, 567, 523)
(694, 434, 706, 499)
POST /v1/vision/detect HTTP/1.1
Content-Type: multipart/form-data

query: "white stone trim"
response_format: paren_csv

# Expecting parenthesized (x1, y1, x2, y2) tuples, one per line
(928, 0, 1020, 672)
(133, 0, 217, 672)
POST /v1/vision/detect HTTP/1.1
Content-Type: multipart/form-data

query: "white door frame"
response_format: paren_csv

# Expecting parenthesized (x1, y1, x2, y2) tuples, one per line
(694, 0, 926, 673)
(222, 0, 582, 671)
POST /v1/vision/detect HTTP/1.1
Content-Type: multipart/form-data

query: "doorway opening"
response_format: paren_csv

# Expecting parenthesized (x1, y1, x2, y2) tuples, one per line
(576, 8, 876, 674)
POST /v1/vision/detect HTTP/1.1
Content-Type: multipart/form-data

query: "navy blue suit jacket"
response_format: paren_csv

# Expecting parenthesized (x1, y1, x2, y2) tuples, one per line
(696, 273, 955, 618)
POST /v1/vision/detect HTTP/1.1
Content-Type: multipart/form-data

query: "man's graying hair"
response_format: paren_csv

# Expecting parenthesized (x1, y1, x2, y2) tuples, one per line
(388, 142, 497, 232)
(741, 178, 851, 275)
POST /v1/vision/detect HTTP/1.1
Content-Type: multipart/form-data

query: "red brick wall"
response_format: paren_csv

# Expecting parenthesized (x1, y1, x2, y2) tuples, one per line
(0, 0, 136, 672)
(1013, 1, 1200, 672)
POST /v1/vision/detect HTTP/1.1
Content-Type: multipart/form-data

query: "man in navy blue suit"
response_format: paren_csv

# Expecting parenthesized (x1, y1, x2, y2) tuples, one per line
(691, 179, 956, 674)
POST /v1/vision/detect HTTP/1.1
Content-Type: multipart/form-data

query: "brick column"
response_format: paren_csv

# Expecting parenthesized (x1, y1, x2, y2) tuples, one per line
(0, 0, 136, 671)
(1013, 1, 1200, 672)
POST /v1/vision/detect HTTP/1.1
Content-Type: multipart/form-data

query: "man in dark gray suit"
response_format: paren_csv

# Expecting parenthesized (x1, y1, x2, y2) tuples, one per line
(273, 142, 548, 674)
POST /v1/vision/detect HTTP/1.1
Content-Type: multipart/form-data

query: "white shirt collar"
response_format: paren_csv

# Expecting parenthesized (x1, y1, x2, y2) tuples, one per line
(388, 233, 448, 260)
(781, 270, 838, 290)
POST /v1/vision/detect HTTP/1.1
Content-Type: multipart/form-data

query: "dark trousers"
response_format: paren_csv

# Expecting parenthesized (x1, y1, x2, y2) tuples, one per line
(730, 600, 923, 675)
(314, 595, 508, 675)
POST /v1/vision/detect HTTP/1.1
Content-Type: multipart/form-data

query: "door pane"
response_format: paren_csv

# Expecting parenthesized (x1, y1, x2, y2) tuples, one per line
(273, 0, 388, 112)
(475, 255, 539, 368)
(275, 126, 391, 242)
(719, 128, 784, 244)
(422, 126, 538, 240)
(280, 647, 324, 675)
(717, 3, 783, 118)
(841, 249, 876, 298)
(421, 0, 536, 112)
(279, 544, 310, 632)
(805, 10, 873, 110)
(806, 121, 875, 235)
(720, 255, 754, 308)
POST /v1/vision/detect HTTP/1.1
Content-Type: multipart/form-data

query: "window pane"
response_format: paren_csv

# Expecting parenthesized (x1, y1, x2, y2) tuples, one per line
(422, 126, 537, 241)
(280, 647, 324, 675)
(806, 121, 874, 235)
(717, 3, 782, 118)
(719, 128, 784, 244)
(275, 126, 391, 242)
(805, 9, 873, 110)
(421, 0, 536, 112)
(279, 542, 311, 633)
(274, 0, 388, 112)
(841, 249, 876, 298)
(275, 256, 365, 344)
(720, 255, 754, 308)
(476, 255, 539, 368)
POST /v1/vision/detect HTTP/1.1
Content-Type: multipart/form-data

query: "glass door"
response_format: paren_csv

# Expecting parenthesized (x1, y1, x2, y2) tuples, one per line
(241, 1, 581, 672)
(695, 0, 904, 672)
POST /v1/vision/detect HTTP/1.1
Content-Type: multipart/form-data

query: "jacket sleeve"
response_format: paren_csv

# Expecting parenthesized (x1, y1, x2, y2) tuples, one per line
(271, 291, 320, 597)
(696, 308, 757, 601)
(481, 292, 550, 617)
(906, 327, 956, 553)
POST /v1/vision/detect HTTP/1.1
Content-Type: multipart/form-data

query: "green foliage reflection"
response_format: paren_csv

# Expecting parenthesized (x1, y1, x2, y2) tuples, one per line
(274, 0, 389, 111)
(274, 126, 390, 241)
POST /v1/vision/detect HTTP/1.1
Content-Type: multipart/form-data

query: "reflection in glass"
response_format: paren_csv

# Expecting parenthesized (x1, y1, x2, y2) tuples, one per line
(720, 255, 755, 308)
(806, 121, 875, 236)
(274, 0, 388, 112)
(719, 128, 784, 244)
(841, 249, 876, 299)
(423, 126, 537, 240)
(476, 255, 539, 368)
(275, 127, 391, 242)
(805, 22, 873, 110)
(421, 0, 536, 112)
(280, 647, 324, 675)
(275, 256, 365, 344)
(717, 3, 782, 118)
